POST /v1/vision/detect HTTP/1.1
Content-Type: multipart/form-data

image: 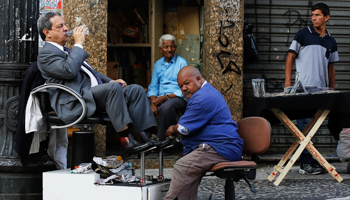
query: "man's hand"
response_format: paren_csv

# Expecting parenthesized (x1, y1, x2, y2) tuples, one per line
(153, 95, 167, 106)
(151, 103, 158, 115)
(165, 125, 176, 137)
(285, 52, 296, 87)
(110, 79, 127, 87)
(73, 25, 88, 46)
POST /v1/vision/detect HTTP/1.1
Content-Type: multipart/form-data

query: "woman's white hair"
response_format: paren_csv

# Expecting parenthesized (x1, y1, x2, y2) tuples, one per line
(159, 34, 176, 47)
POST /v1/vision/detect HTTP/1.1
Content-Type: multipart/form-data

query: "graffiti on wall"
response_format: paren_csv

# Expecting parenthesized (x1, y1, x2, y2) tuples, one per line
(213, 2, 242, 95)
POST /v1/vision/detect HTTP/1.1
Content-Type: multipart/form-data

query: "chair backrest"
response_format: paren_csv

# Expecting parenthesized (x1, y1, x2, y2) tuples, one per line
(237, 117, 271, 155)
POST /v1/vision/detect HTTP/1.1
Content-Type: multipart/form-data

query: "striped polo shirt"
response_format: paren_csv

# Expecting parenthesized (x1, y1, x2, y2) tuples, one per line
(289, 25, 339, 87)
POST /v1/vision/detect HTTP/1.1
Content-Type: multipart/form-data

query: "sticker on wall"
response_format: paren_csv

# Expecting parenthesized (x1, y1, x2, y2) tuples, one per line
(39, 0, 63, 48)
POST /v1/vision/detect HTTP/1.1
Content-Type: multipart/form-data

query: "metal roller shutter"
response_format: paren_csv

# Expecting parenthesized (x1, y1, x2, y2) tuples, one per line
(244, 0, 350, 154)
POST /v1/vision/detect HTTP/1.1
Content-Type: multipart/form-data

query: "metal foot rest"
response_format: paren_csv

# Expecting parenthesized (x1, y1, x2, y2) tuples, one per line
(139, 146, 157, 185)
(157, 144, 174, 182)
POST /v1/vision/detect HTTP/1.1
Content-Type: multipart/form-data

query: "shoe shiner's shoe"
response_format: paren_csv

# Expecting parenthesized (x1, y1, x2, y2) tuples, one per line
(299, 163, 322, 175)
(167, 134, 182, 144)
(150, 134, 160, 141)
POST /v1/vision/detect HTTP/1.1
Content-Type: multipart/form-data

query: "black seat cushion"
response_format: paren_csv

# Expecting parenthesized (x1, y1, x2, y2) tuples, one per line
(46, 112, 112, 126)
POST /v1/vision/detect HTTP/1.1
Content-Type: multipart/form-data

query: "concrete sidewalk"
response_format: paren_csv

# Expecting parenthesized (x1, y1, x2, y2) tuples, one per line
(136, 161, 350, 200)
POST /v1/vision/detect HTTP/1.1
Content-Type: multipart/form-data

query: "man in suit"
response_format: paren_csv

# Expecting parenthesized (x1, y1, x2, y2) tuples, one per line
(37, 11, 156, 157)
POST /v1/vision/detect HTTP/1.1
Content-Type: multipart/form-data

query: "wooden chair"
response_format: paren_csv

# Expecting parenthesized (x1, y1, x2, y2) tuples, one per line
(208, 117, 271, 200)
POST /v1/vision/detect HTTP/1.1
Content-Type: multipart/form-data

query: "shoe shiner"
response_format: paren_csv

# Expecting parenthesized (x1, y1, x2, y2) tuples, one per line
(163, 66, 243, 200)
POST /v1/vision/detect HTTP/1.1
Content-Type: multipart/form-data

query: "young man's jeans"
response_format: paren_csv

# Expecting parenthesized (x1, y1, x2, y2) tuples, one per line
(297, 118, 315, 164)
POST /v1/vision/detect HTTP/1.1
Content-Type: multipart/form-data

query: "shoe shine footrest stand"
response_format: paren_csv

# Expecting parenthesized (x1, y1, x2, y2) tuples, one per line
(42, 145, 177, 199)
(139, 146, 157, 185)
(158, 144, 174, 181)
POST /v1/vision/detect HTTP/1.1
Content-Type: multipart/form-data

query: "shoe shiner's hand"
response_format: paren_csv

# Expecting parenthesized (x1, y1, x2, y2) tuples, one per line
(165, 125, 182, 142)
(165, 125, 176, 137)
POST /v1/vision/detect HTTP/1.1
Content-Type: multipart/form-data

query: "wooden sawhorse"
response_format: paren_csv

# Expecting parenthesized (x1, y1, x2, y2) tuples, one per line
(267, 108, 343, 186)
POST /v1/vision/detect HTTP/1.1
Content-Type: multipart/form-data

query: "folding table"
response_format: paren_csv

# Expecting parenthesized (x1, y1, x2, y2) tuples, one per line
(248, 92, 350, 186)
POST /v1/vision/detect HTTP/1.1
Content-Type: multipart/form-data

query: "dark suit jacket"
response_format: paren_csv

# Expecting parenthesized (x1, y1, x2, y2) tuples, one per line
(37, 42, 112, 124)
(14, 61, 46, 166)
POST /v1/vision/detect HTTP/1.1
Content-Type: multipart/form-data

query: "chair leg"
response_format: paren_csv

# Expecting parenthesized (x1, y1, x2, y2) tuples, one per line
(243, 176, 256, 193)
(225, 179, 235, 200)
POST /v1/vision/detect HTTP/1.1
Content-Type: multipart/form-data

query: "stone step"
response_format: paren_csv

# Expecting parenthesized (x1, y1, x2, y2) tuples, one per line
(121, 153, 343, 169)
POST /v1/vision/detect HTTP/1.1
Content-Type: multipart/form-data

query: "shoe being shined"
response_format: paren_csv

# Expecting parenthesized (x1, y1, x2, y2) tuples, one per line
(299, 163, 322, 175)
(121, 142, 153, 158)
(120, 135, 154, 158)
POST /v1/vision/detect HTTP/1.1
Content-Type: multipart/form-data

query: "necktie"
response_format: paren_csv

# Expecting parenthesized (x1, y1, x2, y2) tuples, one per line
(63, 47, 103, 85)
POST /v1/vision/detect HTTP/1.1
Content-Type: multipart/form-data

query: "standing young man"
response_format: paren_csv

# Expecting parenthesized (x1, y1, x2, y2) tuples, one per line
(284, 3, 339, 174)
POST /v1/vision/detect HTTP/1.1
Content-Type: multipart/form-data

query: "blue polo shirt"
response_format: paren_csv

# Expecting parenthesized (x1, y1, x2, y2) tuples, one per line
(289, 26, 339, 87)
(178, 83, 243, 161)
(147, 54, 188, 98)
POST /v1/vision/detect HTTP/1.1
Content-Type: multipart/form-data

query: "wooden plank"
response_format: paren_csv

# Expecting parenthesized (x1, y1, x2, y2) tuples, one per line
(268, 141, 298, 181)
(301, 110, 324, 135)
(306, 142, 343, 182)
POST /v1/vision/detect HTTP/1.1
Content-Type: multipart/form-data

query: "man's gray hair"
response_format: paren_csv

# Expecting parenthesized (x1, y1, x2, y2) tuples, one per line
(37, 11, 61, 41)
(159, 34, 176, 47)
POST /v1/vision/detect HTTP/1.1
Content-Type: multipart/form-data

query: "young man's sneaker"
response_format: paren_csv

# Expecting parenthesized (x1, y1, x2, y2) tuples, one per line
(299, 163, 323, 175)
(314, 163, 327, 174)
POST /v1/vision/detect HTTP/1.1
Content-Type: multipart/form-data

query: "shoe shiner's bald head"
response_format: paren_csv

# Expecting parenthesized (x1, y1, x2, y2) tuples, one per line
(178, 65, 201, 78)
(177, 66, 204, 99)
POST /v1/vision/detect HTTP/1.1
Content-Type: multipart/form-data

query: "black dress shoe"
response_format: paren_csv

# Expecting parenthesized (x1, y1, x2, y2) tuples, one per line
(156, 138, 173, 149)
(137, 131, 172, 147)
(121, 142, 153, 158)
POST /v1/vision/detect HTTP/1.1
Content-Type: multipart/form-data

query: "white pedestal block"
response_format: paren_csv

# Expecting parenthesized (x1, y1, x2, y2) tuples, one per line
(43, 169, 170, 200)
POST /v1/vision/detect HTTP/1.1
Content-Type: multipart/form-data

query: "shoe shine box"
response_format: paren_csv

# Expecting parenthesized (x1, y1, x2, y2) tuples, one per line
(43, 169, 170, 200)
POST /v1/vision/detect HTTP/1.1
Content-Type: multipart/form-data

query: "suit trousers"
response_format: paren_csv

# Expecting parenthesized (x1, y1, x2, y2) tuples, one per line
(163, 144, 231, 200)
(157, 98, 187, 140)
(91, 83, 157, 133)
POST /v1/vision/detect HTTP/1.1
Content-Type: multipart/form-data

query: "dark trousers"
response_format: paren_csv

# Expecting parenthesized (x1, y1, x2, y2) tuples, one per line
(92, 83, 157, 132)
(156, 97, 187, 140)
(297, 118, 315, 164)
